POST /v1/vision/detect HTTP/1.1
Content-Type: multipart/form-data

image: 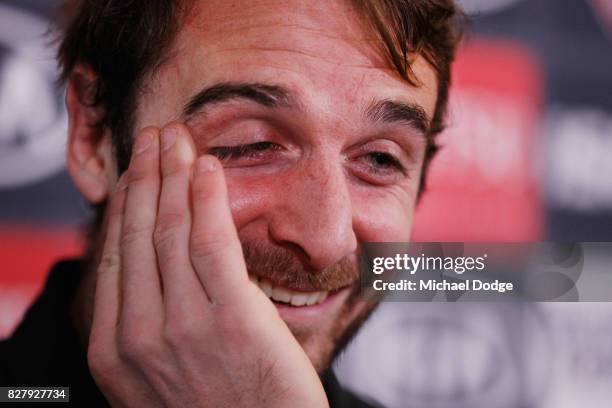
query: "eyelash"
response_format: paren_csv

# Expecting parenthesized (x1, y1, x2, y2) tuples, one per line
(360, 152, 406, 174)
(208, 141, 281, 161)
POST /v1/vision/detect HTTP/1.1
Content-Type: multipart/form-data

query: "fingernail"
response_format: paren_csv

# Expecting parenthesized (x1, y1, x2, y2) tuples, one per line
(196, 155, 218, 173)
(161, 127, 178, 151)
(133, 132, 152, 155)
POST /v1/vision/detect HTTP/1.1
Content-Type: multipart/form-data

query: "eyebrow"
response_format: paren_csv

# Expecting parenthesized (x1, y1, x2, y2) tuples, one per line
(365, 99, 431, 134)
(182, 81, 430, 136)
(183, 82, 293, 119)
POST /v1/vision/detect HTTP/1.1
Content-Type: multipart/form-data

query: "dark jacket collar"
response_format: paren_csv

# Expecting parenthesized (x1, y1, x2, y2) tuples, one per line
(0, 259, 106, 406)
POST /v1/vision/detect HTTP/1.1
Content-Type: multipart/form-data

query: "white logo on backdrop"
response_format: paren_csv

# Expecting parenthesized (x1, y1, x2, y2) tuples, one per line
(334, 303, 552, 408)
(0, 3, 67, 189)
(546, 107, 612, 212)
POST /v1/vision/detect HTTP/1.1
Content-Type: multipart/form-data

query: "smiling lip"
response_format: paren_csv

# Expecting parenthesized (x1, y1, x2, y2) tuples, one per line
(250, 275, 330, 306)
(249, 273, 354, 322)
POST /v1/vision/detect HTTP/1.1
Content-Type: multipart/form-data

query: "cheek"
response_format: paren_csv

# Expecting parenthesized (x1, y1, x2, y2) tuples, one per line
(226, 169, 415, 243)
(351, 191, 415, 242)
(224, 172, 280, 229)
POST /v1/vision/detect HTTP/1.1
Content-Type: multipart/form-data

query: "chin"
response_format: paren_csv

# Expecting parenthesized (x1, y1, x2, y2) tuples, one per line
(283, 289, 379, 374)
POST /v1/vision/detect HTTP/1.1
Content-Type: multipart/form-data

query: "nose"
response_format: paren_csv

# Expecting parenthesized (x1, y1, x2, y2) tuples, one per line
(268, 158, 357, 271)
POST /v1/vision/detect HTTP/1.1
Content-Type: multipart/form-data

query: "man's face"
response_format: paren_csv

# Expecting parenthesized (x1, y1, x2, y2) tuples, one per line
(130, 0, 437, 372)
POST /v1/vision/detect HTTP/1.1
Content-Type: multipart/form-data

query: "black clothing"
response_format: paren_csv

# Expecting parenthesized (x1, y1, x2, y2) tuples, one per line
(0, 259, 380, 407)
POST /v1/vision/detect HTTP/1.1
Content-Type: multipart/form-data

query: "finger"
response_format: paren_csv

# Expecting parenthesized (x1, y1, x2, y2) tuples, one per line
(88, 175, 162, 404)
(120, 127, 164, 327)
(155, 123, 209, 315)
(190, 154, 250, 305)
(90, 173, 128, 342)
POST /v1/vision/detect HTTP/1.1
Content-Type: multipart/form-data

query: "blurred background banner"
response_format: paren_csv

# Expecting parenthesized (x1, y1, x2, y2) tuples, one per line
(411, 38, 545, 241)
(0, 0, 85, 338)
(0, 0, 611, 406)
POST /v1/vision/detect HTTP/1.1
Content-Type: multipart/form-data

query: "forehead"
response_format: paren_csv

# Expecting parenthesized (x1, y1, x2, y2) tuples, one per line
(137, 0, 437, 127)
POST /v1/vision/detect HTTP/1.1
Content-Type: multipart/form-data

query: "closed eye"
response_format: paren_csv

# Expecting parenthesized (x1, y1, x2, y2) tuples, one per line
(208, 141, 282, 162)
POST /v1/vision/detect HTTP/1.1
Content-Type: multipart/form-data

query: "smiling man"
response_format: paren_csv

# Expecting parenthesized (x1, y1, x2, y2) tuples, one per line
(0, 0, 462, 406)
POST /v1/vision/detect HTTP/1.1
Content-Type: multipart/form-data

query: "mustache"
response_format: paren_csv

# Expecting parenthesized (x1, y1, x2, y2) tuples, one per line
(241, 240, 360, 292)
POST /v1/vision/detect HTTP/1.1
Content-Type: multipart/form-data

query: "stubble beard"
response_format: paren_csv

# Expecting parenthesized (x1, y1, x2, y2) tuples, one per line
(242, 240, 379, 375)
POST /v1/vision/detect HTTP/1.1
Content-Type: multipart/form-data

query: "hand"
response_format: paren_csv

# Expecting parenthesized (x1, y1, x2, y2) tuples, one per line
(87, 123, 329, 408)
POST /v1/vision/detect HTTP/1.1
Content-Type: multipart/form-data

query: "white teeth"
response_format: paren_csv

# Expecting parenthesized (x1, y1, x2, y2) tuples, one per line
(259, 279, 273, 298)
(306, 292, 320, 306)
(271, 286, 292, 303)
(290, 293, 310, 307)
(250, 275, 329, 307)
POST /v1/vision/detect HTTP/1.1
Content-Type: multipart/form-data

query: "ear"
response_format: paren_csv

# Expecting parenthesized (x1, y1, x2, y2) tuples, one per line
(65, 65, 115, 204)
